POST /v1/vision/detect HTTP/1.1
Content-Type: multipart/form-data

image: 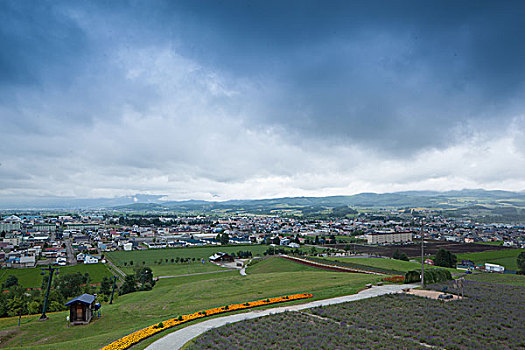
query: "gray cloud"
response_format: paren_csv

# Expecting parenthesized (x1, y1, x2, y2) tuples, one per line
(0, 1, 524, 201)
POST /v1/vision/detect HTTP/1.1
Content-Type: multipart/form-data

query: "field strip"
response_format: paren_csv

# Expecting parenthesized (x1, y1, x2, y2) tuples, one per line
(282, 255, 384, 275)
(145, 283, 420, 350)
(299, 311, 439, 349)
(157, 270, 234, 279)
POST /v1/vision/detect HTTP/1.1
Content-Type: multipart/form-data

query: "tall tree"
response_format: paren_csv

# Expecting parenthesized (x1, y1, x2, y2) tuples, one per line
(517, 251, 525, 274)
(99, 276, 112, 295)
(2, 275, 18, 289)
(120, 275, 137, 295)
(434, 248, 457, 268)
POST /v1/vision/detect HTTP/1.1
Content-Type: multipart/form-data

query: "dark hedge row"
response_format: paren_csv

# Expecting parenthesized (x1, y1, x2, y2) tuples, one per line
(405, 268, 452, 283)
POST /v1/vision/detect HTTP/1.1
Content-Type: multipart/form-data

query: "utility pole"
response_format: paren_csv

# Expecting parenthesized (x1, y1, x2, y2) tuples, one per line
(109, 276, 118, 304)
(40, 266, 59, 320)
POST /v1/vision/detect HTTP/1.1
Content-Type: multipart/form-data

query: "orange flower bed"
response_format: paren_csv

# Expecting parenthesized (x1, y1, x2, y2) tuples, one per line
(382, 275, 405, 283)
(100, 293, 313, 350)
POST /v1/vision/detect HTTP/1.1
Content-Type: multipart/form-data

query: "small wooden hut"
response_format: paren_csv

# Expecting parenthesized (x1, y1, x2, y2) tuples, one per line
(65, 294, 96, 325)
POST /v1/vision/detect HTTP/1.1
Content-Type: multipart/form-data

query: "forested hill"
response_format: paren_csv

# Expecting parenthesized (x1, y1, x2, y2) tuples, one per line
(107, 189, 525, 222)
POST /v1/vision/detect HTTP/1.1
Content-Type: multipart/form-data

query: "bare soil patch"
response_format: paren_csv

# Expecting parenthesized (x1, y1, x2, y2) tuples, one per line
(402, 288, 462, 301)
(0, 328, 17, 346)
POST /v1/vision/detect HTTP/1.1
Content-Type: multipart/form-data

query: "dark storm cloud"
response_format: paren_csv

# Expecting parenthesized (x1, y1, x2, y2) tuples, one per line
(2, 1, 524, 149)
(163, 1, 525, 92)
(148, 0, 525, 151)
(1, 0, 524, 200)
(0, 1, 88, 89)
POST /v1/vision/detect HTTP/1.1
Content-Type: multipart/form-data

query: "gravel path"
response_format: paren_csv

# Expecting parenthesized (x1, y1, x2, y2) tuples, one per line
(146, 283, 420, 350)
(105, 257, 126, 279)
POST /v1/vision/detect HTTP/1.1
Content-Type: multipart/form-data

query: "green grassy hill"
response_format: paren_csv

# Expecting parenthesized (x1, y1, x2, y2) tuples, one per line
(0, 261, 380, 349)
(247, 257, 321, 274)
(129, 262, 227, 278)
(0, 264, 113, 290)
(107, 245, 288, 267)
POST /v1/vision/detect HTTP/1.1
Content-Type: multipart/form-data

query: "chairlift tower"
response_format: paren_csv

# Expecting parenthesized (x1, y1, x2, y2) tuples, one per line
(40, 266, 59, 320)
(420, 221, 425, 287)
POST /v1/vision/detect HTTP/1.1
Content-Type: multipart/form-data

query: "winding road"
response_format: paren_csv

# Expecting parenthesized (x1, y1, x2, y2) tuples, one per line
(146, 283, 420, 350)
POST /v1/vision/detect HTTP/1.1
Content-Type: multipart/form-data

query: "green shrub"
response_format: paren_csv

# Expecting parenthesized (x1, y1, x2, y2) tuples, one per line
(405, 270, 421, 283)
(405, 268, 451, 284)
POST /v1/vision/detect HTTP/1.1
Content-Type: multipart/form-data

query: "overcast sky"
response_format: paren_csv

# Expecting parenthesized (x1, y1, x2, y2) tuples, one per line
(1, 0, 525, 201)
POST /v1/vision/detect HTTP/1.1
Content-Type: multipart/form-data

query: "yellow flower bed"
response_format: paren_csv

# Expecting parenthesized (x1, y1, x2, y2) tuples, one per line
(100, 293, 313, 350)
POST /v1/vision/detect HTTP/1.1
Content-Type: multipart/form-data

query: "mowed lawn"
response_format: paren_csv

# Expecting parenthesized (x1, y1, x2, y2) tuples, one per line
(456, 249, 523, 270)
(121, 261, 228, 277)
(247, 257, 322, 274)
(324, 257, 460, 273)
(0, 260, 380, 349)
(107, 245, 274, 267)
(0, 263, 113, 289)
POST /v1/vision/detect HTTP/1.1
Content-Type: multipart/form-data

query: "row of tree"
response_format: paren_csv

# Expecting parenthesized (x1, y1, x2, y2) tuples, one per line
(0, 265, 160, 318)
(120, 267, 155, 295)
(392, 249, 409, 261)
(263, 247, 307, 256)
(0, 272, 99, 318)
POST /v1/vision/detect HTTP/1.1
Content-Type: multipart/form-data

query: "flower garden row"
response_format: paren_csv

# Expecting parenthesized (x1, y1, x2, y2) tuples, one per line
(189, 281, 525, 350)
(99, 293, 314, 350)
(282, 255, 383, 275)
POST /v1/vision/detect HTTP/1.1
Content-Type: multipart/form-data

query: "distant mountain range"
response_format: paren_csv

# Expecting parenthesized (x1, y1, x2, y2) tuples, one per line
(0, 194, 165, 210)
(3, 189, 523, 211)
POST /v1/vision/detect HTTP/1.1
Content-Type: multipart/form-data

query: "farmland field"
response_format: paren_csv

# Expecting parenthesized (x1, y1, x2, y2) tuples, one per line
(106, 245, 310, 268)
(0, 261, 379, 349)
(189, 280, 525, 350)
(188, 311, 429, 350)
(456, 249, 523, 270)
(480, 241, 504, 246)
(0, 263, 113, 289)
(326, 240, 512, 257)
(324, 257, 460, 273)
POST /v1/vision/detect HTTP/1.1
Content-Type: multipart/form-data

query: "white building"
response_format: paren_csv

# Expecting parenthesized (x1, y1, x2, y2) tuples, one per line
(0, 222, 21, 232)
(84, 255, 99, 264)
(485, 263, 504, 273)
(367, 231, 413, 244)
(19, 255, 36, 268)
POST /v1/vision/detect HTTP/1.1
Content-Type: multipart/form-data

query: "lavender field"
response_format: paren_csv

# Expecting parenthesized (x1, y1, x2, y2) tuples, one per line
(188, 311, 428, 349)
(189, 281, 525, 350)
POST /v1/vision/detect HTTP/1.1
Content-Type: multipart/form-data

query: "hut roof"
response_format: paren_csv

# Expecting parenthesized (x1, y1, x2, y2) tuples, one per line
(65, 293, 95, 306)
